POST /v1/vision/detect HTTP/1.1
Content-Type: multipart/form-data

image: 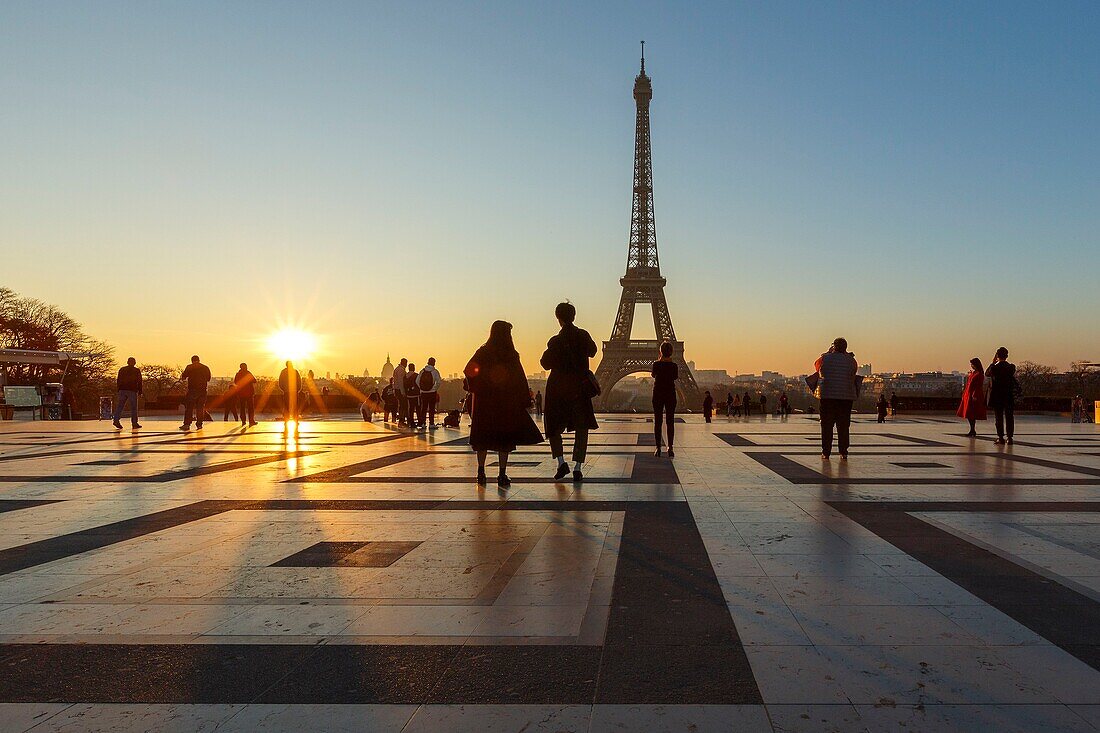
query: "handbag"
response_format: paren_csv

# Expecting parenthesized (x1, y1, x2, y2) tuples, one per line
(561, 330, 601, 399)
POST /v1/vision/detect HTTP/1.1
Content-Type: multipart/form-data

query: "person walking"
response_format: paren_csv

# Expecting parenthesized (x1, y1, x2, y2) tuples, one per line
(703, 390, 714, 423)
(877, 393, 888, 423)
(180, 355, 212, 430)
(278, 361, 302, 427)
(986, 347, 1016, 444)
(541, 302, 598, 482)
(956, 358, 987, 437)
(889, 391, 899, 417)
(393, 358, 408, 426)
(725, 391, 734, 419)
(780, 392, 790, 417)
(651, 342, 680, 457)
(732, 393, 742, 417)
(759, 393, 768, 416)
(382, 378, 398, 423)
(464, 321, 543, 488)
(815, 338, 858, 459)
(112, 357, 143, 430)
(404, 362, 421, 429)
(742, 391, 752, 417)
(418, 357, 442, 428)
(534, 390, 543, 419)
(234, 363, 257, 426)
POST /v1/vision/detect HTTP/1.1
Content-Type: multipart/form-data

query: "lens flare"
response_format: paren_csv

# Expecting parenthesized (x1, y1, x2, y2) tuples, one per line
(266, 329, 317, 362)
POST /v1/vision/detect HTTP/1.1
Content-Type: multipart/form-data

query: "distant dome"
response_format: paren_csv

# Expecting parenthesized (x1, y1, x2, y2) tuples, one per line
(381, 354, 394, 380)
(362, 368, 371, 377)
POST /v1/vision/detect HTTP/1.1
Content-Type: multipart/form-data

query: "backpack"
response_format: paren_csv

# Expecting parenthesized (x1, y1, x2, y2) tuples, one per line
(418, 369, 435, 392)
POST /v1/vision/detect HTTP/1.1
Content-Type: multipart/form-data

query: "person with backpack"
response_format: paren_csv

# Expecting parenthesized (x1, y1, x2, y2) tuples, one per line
(404, 362, 421, 430)
(381, 378, 398, 423)
(418, 357, 442, 429)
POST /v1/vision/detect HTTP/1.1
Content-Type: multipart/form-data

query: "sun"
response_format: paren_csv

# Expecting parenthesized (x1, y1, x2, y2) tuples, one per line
(266, 328, 317, 362)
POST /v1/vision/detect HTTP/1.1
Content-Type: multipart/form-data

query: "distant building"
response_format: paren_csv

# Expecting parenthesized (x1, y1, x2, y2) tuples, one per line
(380, 354, 394, 381)
(858, 364, 872, 377)
(686, 360, 731, 385)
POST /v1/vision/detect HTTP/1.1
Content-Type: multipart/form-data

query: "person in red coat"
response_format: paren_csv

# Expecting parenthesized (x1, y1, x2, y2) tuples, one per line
(957, 358, 988, 437)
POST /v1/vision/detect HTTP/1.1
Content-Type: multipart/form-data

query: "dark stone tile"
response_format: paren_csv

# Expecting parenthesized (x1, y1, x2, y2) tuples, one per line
(258, 645, 460, 704)
(596, 644, 761, 704)
(0, 644, 314, 703)
(604, 603, 736, 646)
(425, 645, 599, 704)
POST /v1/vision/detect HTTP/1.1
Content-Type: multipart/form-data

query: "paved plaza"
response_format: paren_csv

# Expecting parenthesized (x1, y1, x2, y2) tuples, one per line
(0, 414, 1098, 731)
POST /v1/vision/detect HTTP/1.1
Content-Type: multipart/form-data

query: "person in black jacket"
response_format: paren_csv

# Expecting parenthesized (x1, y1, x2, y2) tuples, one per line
(986, 346, 1017, 444)
(464, 321, 543, 488)
(651, 342, 679, 457)
(112, 357, 142, 430)
(540, 302, 598, 481)
(404, 363, 421, 430)
(180, 355, 212, 430)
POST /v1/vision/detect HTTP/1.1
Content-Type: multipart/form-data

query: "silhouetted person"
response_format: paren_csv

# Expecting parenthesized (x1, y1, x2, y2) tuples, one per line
(180, 355, 211, 430)
(725, 391, 734, 418)
(112, 357, 142, 430)
(534, 390, 543, 418)
(464, 320, 543, 488)
(815, 338, 858, 459)
(780, 392, 790, 416)
(222, 382, 239, 422)
(889, 391, 899, 417)
(651, 341, 679, 457)
(955, 357, 987, 436)
(234, 363, 257, 427)
(702, 390, 714, 422)
(732, 393, 742, 417)
(404, 362, 421, 429)
(278, 361, 302, 427)
(393, 358, 408, 426)
(877, 394, 888, 423)
(986, 347, 1016, 444)
(759, 393, 767, 416)
(742, 391, 752, 416)
(382, 378, 398, 423)
(418, 357, 441, 428)
(541, 302, 598, 482)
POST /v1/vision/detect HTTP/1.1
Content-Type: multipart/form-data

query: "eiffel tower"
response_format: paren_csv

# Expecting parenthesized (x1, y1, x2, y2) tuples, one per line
(594, 44, 700, 409)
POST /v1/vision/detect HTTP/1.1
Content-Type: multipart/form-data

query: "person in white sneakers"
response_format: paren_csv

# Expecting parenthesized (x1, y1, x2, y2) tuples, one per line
(418, 357, 442, 428)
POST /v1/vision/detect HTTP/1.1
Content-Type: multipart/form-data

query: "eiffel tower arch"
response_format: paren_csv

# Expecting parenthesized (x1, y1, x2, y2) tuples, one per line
(594, 45, 700, 410)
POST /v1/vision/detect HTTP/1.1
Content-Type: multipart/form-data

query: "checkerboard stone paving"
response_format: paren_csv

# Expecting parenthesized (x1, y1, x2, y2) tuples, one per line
(0, 417, 1099, 731)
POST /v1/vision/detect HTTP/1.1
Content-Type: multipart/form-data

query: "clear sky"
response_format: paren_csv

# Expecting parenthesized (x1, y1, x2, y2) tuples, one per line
(3, 1, 1098, 378)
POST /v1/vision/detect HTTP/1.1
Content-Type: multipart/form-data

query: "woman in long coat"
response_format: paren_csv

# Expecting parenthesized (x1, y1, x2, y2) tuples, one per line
(957, 357, 988, 437)
(464, 321, 543, 488)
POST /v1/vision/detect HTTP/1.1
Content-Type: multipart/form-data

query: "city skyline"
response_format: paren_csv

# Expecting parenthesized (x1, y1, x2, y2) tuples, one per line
(3, 2, 1099, 378)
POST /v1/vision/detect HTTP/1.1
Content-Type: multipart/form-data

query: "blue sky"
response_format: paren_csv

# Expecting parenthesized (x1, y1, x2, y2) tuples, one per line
(2, 1, 1098, 376)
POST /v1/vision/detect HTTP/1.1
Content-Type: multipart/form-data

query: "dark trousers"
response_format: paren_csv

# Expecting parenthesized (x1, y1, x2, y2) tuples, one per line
(704, 410, 712, 423)
(421, 392, 437, 425)
(548, 401, 590, 463)
(397, 394, 408, 424)
(184, 391, 207, 427)
(994, 405, 1014, 439)
(239, 395, 255, 424)
(283, 393, 301, 422)
(406, 395, 420, 427)
(820, 398, 853, 456)
(223, 396, 239, 421)
(653, 397, 676, 448)
(384, 403, 397, 422)
(113, 390, 139, 426)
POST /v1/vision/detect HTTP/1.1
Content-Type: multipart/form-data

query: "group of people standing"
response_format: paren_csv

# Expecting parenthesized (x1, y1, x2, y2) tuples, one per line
(377, 357, 442, 429)
(111, 356, 304, 431)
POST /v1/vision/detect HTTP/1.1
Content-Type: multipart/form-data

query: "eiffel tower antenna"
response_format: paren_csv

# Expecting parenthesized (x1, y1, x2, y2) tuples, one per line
(594, 49, 701, 409)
